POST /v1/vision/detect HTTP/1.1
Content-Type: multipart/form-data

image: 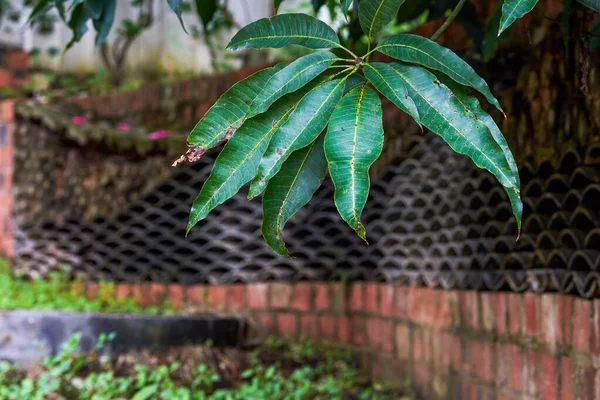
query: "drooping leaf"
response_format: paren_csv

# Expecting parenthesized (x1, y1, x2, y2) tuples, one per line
(376, 34, 504, 114)
(363, 62, 420, 126)
(27, 0, 52, 23)
(325, 84, 384, 240)
(577, 0, 600, 12)
(187, 87, 312, 232)
(498, 0, 540, 35)
(262, 135, 327, 256)
(66, 3, 90, 49)
(359, 0, 406, 43)
(167, 0, 187, 33)
(248, 77, 347, 198)
(195, 0, 218, 29)
(226, 13, 341, 51)
(249, 51, 339, 118)
(439, 75, 522, 230)
(92, 0, 116, 46)
(389, 62, 517, 199)
(187, 65, 283, 157)
(341, 0, 353, 15)
(345, 74, 367, 92)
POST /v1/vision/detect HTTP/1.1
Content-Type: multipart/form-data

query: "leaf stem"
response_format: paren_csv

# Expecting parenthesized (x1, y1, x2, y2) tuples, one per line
(431, 0, 468, 41)
(336, 44, 358, 59)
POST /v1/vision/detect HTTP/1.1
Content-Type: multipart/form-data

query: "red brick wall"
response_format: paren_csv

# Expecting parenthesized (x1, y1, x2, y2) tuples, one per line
(0, 101, 14, 258)
(79, 281, 598, 400)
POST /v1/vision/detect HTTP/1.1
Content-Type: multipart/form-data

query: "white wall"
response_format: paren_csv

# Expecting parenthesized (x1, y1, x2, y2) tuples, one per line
(0, 0, 308, 74)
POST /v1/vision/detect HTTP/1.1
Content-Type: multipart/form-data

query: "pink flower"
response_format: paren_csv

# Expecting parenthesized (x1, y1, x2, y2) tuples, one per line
(72, 116, 86, 125)
(117, 122, 130, 131)
(148, 130, 171, 140)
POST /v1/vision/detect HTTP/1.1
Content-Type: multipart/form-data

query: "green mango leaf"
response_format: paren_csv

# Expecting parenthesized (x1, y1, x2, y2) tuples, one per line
(376, 34, 504, 114)
(341, 0, 353, 15)
(66, 3, 90, 49)
(577, 0, 600, 12)
(167, 0, 188, 33)
(345, 74, 367, 92)
(498, 0, 540, 35)
(363, 62, 420, 126)
(262, 135, 327, 256)
(187, 65, 283, 157)
(325, 84, 384, 240)
(195, 0, 218, 29)
(439, 75, 522, 231)
(27, 0, 52, 23)
(248, 77, 347, 199)
(359, 0, 406, 43)
(249, 51, 339, 118)
(389, 62, 517, 201)
(312, 0, 327, 12)
(226, 14, 341, 51)
(187, 87, 312, 232)
(92, 0, 116, 46)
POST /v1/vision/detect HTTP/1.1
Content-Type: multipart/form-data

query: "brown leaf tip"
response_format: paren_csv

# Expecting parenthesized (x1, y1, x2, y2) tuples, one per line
(172, 145, 206, 167)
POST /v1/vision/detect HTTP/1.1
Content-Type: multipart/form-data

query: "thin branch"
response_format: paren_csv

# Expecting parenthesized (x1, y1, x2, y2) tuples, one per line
(431, 0, 467, 41)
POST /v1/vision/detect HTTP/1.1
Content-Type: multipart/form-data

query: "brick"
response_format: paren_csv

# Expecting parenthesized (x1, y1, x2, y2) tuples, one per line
(561, 357, 575, 400)
(228, 284, 246, 309)
(277, 313, 297, 338)
(380, 285, 394, 317)
(86, 282, 99, 300)
(291, 283, 313, 311)
(507, 344, 523, 392)
(495, 293, 508, 336)
(573, 299, 592, 352)
(0, 70, 12, 89)
(394, 286, 409, 318)
(451, 336, 462, 371)
(540, 353, 558, 400)
(595, 370, 600, 400)
(331, 283, 347, 314)
(364, 283, 379, 314)
(395, 323, 410, 360)
(208, 286, 227, 308)
(435, 291, 451, 328)
(367, 318, 394, 352)
(150, 283, 167, 305)
(131, 284, 151, 306)
(581, 368, 595, 400)
(524, 293, 540, 337)
(270, 283, 293, 309)
(460, 291, 479, 330)
(541, 294, 559, 350)
(257, 313, 274, 337)
(349, 283, 364, 312)
(300, 315, 319, 340)
(507, 293, 523, 336)
(473, 341, 495, 383)
(186, 285, 206, 305)
(495, 343, 509, 388)
(314, 284, 331, 311)
(247, 284, 267, 309)
(338, 316, 350, 344)
(319, 315, 336, 339)
(350, 316, 366, 345)
(558, 296, 574, 345)
(481, 293, 495, 332)
(523, 350, 539, 396)
(413, 328, 424, 361)
(168, 285, 184, 308)
(0, 101, 14, 121)
(594, 300, 600, 357)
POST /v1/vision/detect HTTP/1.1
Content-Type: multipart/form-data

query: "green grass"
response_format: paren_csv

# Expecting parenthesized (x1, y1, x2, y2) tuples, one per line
(0, 334, 408, 400)
(0, 258, 172, 314)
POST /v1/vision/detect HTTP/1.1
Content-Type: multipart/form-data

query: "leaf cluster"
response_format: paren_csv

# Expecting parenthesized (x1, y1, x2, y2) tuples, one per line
(185, 0, 528, 256)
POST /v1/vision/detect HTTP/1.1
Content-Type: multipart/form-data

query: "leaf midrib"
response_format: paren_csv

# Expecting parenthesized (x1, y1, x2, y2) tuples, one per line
(251, 56, 337, 114)
(261, 77, 347, 182)
(368, 0, 388, 42)
(365, 64, 408, 110)
(229, 34, 341, 49)
(350, 85, 368, 226)
(391, 67, 513, 187)
(275, 141, 317, 235)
